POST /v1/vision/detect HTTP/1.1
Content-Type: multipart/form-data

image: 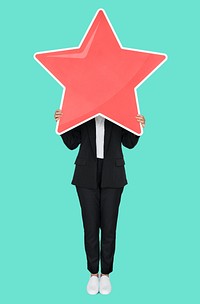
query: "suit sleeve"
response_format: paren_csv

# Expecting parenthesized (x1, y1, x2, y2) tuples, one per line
(121, 128, 140, 149)
(60, 125, 81, 150)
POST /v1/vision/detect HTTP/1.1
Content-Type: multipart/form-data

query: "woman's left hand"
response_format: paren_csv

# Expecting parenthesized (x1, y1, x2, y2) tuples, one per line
(136, 114, 146, 128)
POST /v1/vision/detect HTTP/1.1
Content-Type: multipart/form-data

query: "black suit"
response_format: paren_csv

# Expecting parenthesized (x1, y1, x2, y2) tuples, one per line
(61, 118, 140, 189)
(61, 118, 140, 274)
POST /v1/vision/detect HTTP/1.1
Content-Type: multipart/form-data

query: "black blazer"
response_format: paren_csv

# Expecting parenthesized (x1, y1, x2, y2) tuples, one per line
(60, 118, 140, 189)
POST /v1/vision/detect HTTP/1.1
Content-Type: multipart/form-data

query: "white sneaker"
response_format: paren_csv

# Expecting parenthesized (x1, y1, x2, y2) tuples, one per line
(86, 275, 99, 295)
(99, 275, 112, 295)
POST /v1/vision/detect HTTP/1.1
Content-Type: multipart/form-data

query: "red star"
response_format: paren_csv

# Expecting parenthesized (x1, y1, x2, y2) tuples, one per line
(34, 9, 167, 135)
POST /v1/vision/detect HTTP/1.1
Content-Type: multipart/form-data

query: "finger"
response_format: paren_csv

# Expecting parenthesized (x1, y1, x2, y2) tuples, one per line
(55, 115, 61, 120)
(137, 120, 145, 126)
(55, 115, 62, 119)
(136, 118, 144, 122)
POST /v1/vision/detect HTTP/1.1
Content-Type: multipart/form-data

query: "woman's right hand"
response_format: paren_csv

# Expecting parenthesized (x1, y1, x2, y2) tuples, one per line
(54, 109, 63, 121)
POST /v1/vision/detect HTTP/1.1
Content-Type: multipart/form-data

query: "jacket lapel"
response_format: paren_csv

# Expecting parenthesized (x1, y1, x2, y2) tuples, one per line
(86, 118, 113, 158)
(86, 118, 96, 157)
(104, 119, 113, 157)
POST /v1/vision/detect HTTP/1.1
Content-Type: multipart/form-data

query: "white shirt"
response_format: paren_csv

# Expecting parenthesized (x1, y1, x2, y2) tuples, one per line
(95, 115, 105, 159)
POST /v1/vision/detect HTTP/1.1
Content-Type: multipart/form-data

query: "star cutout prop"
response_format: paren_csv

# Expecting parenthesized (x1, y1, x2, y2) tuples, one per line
(34, 9, 167, 135)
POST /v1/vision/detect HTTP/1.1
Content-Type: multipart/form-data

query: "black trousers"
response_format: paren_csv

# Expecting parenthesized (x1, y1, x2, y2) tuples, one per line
(75, 158, 124, 274)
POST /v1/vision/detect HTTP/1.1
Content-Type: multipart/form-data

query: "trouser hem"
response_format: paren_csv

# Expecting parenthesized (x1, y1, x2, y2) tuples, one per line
(101, 268, 113, 274)
(87, 267, 99, 274)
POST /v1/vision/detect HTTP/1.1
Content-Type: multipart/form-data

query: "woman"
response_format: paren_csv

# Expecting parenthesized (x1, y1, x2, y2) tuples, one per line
(54, 109, 145, 295)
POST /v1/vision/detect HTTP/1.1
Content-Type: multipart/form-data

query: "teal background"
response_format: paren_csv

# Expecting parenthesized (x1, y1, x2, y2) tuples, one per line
(1, 0, 199, 303)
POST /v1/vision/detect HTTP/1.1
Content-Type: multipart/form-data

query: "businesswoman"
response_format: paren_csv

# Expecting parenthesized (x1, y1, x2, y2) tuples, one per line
(54, 109, 145, 295)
